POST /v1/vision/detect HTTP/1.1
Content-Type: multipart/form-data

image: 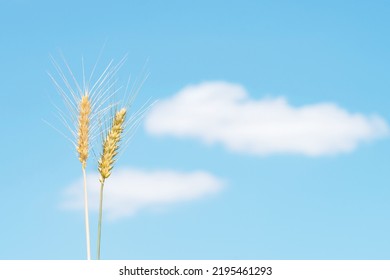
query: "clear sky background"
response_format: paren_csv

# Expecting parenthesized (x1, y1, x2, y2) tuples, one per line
(1, 0, 390, 260)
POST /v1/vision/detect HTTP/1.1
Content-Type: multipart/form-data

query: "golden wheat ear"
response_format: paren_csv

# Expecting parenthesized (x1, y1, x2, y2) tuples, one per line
(77, 94, 91, 168)
(98, 108, 127, 183)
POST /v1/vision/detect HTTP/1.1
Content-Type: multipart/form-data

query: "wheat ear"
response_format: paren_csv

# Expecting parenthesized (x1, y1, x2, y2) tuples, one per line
(98, 108, 126, 182)
(77, 94, 91, 260)
(77, 95, 91, 167)
(97, 108, 127, 260)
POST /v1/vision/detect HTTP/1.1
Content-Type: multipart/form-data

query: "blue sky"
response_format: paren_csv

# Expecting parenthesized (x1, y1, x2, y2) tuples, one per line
(1, 0, 390, 260)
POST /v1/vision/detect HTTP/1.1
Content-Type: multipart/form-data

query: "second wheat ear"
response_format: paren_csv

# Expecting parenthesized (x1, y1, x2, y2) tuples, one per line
(98, 108, 126, 182)
(97, 108, 127, 260)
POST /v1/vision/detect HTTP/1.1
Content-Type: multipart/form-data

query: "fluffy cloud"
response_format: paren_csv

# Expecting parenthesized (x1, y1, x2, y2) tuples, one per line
(61, 168, 224, 220)
(145, 81, 389, 156)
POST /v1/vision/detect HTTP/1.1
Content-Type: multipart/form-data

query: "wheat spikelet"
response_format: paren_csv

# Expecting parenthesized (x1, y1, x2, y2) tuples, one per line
(77, 94, 91, 168)
(98, 108, 127, 183)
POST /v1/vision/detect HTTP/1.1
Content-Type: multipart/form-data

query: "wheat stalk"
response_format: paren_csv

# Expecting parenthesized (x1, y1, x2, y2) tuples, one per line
(97, 107, 127, 259)
(76, 93, 92, 260)
(81, 163, 91, 260)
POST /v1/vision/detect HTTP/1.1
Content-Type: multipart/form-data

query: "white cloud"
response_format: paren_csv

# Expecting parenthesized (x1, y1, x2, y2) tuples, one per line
(145, 81, 389, 156)
(61, 167, 224, 220)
